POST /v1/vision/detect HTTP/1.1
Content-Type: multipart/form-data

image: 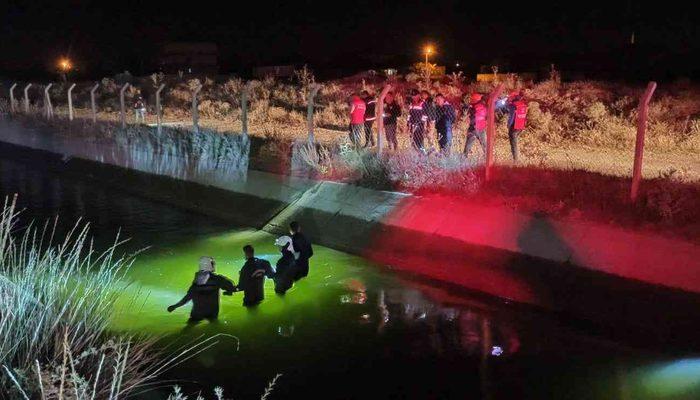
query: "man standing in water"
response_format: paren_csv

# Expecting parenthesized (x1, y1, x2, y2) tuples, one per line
(237, 245, 275, 307)
(290, 221, 313, 280)
(167, 256, 236, 323)
(273, 235, 298, 295)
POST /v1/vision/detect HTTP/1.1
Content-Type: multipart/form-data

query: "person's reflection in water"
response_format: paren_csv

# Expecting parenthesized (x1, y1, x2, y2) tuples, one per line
(237, 245, 275, 307)
(167, 256, 236, 325)
(273, 236, 298, 295)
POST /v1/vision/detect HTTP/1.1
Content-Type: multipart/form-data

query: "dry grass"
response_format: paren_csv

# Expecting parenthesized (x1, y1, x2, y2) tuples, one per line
(29, 70, 697, 182)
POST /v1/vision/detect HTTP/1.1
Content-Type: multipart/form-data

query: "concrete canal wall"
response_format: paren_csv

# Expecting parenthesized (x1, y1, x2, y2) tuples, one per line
(1, 118, 699, 313)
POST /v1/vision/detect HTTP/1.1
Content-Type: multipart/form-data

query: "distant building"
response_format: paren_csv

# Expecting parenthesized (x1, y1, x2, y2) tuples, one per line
(158, 42, 218, 74)
(253, 65, 295, 79)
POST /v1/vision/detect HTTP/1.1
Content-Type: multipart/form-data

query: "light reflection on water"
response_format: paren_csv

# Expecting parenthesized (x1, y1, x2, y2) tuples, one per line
(2, 152, 698, 399)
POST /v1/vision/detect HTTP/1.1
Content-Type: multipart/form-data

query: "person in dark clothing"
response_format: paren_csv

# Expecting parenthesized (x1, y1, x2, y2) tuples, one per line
(273, 235, 298, 295)
(238, 245, 275, 307)
(421, 90, 436, 138)
(407, 89, 428, 152)
(382, 91, 401, 151)
(167, 256, 236, 322)
(434, 94, 456, 154)
(361, 90, 377, 147)
(289, 221, 313, 280)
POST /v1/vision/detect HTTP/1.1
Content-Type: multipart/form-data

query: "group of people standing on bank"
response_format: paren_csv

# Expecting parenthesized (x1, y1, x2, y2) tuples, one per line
(348, 89, 528, 161)
(167, 221, 313, 323)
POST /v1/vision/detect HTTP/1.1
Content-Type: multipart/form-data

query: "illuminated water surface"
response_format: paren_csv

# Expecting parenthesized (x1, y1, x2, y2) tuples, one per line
(2, 151, 699, 399)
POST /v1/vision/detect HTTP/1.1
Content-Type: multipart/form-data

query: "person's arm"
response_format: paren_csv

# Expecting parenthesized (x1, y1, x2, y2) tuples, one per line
(239, 267, 249, 290)
(506, 103, 515, 128)
(214, 274, 237, 295)
(448, 105, 457, 123)
(263, 259, 275, 278)
(167, 285, 194, 312)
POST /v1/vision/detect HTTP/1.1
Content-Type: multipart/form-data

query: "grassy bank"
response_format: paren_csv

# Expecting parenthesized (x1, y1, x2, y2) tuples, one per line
(0, 197, 159, 398)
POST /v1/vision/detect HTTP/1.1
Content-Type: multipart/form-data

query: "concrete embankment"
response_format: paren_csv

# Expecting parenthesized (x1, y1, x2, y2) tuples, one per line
(2, 118, 700, 345)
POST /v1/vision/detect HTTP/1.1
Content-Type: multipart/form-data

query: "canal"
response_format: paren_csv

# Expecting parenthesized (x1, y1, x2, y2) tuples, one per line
(1, 147, 698, 399)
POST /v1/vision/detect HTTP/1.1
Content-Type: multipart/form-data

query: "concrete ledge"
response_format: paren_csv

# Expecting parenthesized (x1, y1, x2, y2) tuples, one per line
(2, 118, 700, 321)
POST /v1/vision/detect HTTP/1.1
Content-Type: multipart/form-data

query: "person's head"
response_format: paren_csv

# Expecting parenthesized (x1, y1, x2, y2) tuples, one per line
(199, 256, 215, 273)
(243, 245, 255, 259)
(435, 94, 446, 106)
(470, 93, 483, 105)
(274, 235, 295, 254)
(420, 90, 431, 101)
(409, 89, 421, 102)
(289, 221, 300, 234)
(385, 91, 395, 103)
(350, 93, 360, 102)
(360, 90, 371, 98)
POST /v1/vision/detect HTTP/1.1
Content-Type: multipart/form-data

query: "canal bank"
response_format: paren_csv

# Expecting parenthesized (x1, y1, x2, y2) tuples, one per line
(1, 117, 700, 344)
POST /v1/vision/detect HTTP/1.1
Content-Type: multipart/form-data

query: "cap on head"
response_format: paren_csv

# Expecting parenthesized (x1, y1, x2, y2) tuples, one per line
(470, 93, 483, 104)
(199, 256, 215, 272)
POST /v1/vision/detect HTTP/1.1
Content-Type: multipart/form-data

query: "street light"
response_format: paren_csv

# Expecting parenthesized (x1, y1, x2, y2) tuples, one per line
(58, 57, 72, 82)
(423, 45, 434, 81)
(58, 58, 72, 72)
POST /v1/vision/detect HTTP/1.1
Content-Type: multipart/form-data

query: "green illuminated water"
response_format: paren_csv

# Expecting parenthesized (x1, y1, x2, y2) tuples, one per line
(2, 150, 699, 399)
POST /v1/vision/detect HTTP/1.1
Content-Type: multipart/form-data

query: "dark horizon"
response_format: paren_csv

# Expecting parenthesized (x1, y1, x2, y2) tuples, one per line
(1, 0, 698, 81)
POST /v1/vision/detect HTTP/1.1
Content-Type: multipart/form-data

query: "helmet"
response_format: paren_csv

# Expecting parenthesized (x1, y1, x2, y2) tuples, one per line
(470, 93, 483, 104)
(275, 236, 295, 253)
(198, 256, 215, 272)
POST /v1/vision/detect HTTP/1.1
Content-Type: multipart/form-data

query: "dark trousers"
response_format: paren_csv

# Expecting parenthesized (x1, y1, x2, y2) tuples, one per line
(385, 123, 398, 150)
(409, 123, 426, 151)
(437, 127, 452, 154)
(349, 124, 363, 146)
(509, 128, 522, 161)
(465, 129, 487, 157)
(295, 259, 309, 280)
(364, 120, 375, 147)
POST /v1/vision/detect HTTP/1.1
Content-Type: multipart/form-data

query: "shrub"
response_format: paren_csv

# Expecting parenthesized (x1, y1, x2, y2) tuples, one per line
(0, 197, 156, 398)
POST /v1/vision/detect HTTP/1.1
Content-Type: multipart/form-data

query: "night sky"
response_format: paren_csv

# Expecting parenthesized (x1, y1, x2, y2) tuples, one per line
(1, 0, 697, 80)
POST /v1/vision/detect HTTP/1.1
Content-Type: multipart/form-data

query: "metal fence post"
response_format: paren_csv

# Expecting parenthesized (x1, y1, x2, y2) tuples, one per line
(120, 83, 130, 129)
(44, 84, 53, 119)
(241, 84, 248, 136)
(23, 83, 32, 113)
(630, 81, 657, 202)
(67, 83, 76, 121)
(376, 84, 392, 154)
(90, 83, 99, 123)
(485, 83, 505, 182)
(155, 83, 165, 134)
(306, 84, 321, 143)
(9, 83, 17, 113)
(192, 83, 202, 134)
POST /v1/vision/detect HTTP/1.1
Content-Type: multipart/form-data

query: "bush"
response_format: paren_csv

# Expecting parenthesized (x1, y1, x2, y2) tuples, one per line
(0, 197, 157, 398)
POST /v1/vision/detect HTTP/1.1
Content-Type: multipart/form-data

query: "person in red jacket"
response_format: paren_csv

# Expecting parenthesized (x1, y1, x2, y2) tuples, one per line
(349, 93, 366, 147)
(506, 90, 528, 162)
(464, 93, 488, 158)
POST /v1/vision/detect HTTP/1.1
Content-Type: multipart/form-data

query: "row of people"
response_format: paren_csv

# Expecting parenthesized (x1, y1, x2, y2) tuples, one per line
(348, 89, 528, 161)
(167, 221, 314, 322)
